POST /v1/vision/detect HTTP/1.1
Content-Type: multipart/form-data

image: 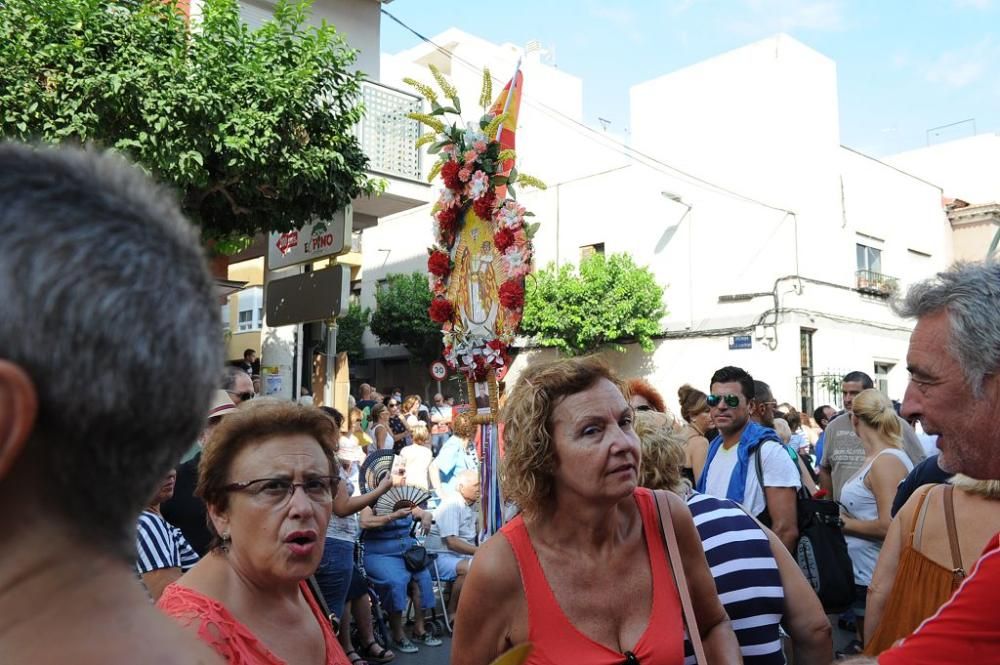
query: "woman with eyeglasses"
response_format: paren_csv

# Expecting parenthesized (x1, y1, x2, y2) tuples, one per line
(157, 399, 354, 664)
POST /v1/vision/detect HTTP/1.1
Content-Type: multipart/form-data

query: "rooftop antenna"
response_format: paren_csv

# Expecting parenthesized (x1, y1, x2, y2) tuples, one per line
(597, 117, 611, 132)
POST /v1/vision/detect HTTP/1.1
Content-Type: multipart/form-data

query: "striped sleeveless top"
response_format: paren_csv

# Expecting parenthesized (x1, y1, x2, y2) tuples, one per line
(684, 492, 785, 665)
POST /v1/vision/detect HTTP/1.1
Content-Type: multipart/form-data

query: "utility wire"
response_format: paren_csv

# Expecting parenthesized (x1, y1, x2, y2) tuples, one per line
(380, 8, 795, 215)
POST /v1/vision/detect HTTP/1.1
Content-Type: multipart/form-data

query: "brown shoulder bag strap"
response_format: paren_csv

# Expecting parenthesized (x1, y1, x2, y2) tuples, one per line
(942, 485, 965, 581)
(653, 491, 707, 665)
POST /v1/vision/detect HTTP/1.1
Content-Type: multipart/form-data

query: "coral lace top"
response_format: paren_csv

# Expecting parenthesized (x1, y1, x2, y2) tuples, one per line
(158, 581, 349, 665)
(500, 487, 684, 665)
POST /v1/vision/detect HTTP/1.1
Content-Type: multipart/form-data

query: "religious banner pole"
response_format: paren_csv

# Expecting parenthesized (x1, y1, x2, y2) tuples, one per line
(407, 63, 544, 540)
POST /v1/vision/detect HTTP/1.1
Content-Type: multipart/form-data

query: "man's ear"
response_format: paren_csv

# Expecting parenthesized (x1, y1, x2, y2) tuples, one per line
(0, 361, 38, 481)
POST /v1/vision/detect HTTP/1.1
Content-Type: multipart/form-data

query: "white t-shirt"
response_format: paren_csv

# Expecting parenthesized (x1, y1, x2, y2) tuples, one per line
(399, 444, 433, 490)
(704, 440, 801, 517)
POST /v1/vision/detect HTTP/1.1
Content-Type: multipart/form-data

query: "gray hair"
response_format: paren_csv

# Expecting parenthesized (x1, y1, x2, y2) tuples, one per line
(222, 365, 248, 391)
(0, 143, 221, 556)
(894, 261, 1000, 398)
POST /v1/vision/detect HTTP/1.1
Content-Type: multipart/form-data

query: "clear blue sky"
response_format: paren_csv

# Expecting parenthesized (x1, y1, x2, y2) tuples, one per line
(380, 0, 1000, 157)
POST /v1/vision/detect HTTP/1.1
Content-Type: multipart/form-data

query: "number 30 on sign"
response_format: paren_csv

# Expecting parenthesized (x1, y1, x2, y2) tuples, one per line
(429, 361, 448, 381)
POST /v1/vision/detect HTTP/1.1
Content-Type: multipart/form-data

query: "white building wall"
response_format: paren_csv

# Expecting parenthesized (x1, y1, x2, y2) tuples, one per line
(886, 134, 1000, 204)
(238, 0, 381, 76)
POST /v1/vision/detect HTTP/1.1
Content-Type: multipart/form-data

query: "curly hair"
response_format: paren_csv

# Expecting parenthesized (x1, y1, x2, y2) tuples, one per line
(626, 378, 666, 413)
(501, 356, 625, 518)
(633, 410, 688, 494)
(197, 399, 339, 550)
(452, 410, 477, 439)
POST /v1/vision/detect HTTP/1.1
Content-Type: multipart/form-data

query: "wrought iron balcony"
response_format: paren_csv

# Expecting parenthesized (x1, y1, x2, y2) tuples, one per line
(355, 80, 423, 181)
(855, 270, 898, 297)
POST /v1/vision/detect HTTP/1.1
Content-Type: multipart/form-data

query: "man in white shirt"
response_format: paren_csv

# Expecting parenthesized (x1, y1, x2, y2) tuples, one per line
(432, 469, 479, 615)
(696, 366, 801, 551)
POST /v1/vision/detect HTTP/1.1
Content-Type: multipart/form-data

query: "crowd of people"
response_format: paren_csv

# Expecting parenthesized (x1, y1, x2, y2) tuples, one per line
(4, 140, 1000, 665)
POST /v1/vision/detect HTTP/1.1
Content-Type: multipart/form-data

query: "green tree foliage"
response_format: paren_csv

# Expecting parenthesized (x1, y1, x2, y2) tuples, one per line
(369, 272, 442, 363)
(0, 0, 381, 245)
(522, 253, 667, 356)
(337, 302, 370, 365)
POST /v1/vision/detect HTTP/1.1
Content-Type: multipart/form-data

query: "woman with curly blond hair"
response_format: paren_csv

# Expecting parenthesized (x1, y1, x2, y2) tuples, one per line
(634, 411, 832, 663)
(451, 356, 739, 665)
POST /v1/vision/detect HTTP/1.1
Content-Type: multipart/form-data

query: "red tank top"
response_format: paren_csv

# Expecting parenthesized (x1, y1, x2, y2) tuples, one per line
(500, 487, 684, 665)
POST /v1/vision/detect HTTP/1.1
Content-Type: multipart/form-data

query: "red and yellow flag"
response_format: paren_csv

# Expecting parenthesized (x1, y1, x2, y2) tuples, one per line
(489, 68, 523, 198)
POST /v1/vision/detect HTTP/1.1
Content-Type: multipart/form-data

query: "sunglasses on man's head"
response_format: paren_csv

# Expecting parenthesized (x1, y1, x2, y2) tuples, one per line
(707, 394, 741, 408)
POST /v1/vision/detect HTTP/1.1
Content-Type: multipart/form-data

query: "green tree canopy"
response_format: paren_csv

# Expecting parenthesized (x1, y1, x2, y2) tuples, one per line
(522, 253, 667, 356)
(369, 272, 442, 364)
(337, 302, 370, 365)
(0, 0, 381, 246)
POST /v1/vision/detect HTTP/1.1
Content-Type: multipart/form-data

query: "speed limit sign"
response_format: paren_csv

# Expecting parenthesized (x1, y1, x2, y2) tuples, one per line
(429, 360, 448, 381)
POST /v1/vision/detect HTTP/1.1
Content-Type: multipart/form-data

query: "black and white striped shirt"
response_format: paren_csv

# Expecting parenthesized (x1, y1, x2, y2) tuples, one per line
(684, 492, 785, 665)
(136, 510, 199, 575)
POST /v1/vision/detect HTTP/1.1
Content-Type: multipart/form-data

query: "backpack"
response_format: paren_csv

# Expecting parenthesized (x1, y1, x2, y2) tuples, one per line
(754, 446, 855, 613)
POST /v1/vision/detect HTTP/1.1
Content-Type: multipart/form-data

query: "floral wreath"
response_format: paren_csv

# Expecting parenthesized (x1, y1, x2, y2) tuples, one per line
(405, 66, 544, 382)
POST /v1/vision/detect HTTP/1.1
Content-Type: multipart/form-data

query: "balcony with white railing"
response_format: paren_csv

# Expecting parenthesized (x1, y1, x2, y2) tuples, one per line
(351, 80, 433, 223)
(356, 81, 423, 180)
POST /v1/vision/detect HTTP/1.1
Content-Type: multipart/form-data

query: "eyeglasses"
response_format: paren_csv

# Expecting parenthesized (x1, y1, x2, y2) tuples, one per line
(227, 390, 255, 402)
(223, 476, 338, 507)
(707, 394, 742, 408)
(634, 405, 655, 412)
(758, 400, 777, 409)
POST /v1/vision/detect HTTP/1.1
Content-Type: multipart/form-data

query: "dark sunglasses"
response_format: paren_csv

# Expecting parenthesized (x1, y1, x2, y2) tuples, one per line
(227, 390, 255, 402)
(707, 394, 741, 408)
(634, 405, 655, 412)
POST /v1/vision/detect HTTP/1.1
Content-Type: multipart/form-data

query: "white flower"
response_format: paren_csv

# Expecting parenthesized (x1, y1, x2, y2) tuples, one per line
(503, 246, 530, 276)
(497, 200, 526, 229)
(438, 187, 460, 208)
(464, 123, 487, 147)
(467, 171, 490, 200)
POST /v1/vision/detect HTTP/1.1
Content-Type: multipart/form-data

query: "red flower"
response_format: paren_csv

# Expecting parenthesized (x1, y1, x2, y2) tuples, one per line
(498, 280, 525, 309)
(436, 207, 458, 241)
(493, 228, 515, 252)
(428, 297, 454, 323)
(441, 160, 462, 191)
(427, 250, 451, 277)
(473, 190, 496, 220)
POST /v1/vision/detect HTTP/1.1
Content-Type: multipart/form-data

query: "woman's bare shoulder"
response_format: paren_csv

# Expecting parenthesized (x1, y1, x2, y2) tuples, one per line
(471, 528, 522, 591)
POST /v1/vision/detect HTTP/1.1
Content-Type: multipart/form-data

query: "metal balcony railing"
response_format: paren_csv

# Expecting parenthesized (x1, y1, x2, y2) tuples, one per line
(855, 270, 898, 297)
(356, 80, 422, 181)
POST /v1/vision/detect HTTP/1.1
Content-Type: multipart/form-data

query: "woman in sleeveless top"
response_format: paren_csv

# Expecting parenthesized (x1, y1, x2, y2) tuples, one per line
(369, 403, 394, 452)
(838, 390, 915, 655)
(865, 476, 1000, 655)
(677, 384, 713, 484)
(634, 410, 832, 664)
(451, 358, 741, 665)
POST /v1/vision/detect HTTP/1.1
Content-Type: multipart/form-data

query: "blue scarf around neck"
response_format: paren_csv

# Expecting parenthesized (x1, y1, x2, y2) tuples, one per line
(695, 420, 782, 504)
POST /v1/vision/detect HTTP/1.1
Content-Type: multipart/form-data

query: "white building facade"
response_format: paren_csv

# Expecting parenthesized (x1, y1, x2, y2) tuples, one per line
(360, 31, 953, 415)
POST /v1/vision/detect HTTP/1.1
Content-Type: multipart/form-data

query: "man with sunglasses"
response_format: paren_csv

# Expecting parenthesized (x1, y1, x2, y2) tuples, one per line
(222, 365, 256, 404)
(696, 366, 801, 552)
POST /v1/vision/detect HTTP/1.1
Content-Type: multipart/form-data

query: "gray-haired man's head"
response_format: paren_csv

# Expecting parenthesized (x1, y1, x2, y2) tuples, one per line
(0, 143, 221, 557)
(896, 262, 1000, 478)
